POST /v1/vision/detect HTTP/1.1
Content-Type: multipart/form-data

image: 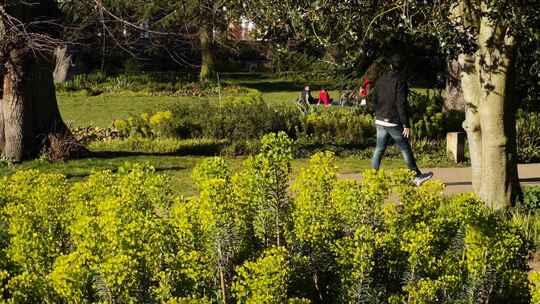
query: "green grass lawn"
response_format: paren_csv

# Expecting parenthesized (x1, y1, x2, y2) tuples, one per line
(58, 94, 190, 128)
(57, 77, 432, 129)
(29, 79, 455, 198)
(0, 150, 408, 198)
(57, 80, 346, 128)
(57, 91, 337, 128)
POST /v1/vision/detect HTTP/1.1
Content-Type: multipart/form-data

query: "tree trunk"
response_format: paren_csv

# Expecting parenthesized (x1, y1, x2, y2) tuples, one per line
(2, 71, 26, 162)
(475, 15, 520, 209)
(458, 5, 520, 209)
(53, 45, 72, 83)
(325, 46, 343, 65)
(199, 23, 216, 82)
(0, 51, 85, 161)
(0, 96, 4, 152)
(460, 54, 483, 194)
(29, 58, 69, 134)
(2, 48, 29, 162)
(444, 59, 465, 112)
(0, 0, 85, 162)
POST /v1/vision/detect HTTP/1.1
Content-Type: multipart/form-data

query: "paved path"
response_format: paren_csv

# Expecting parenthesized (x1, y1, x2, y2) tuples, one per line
(339, 163, 540, 194)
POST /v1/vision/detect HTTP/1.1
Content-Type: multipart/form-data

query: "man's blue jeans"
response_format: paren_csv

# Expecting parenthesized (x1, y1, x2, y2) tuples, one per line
(371, 125, 421, 176)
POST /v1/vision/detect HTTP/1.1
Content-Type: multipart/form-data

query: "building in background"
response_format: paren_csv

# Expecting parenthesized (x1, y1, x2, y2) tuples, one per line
(228, 17, 256, 41)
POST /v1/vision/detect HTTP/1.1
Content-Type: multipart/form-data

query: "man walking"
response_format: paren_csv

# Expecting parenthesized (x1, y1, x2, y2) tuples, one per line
(371, 54, 433, 186)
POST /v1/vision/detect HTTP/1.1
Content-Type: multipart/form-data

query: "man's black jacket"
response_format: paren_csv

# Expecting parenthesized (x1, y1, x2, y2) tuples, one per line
(372, 71, 410, 128)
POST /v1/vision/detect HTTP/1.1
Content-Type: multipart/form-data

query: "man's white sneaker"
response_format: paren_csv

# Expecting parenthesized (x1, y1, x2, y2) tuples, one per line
(414, 172, 434, 186)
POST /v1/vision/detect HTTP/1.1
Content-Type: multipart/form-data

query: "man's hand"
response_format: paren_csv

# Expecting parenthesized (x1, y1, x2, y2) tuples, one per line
(402, 128, 411, 139)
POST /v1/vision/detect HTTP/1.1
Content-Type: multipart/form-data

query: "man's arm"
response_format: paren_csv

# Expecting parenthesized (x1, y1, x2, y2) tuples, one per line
(371, 83, 378, 109)
(396, 80, 410, 128)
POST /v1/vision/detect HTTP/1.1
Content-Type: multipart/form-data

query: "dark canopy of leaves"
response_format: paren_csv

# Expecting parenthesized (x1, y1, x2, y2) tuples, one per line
(236, 0, 539, 105)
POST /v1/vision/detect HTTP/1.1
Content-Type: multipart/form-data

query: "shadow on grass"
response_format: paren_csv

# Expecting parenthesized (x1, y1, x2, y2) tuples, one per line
(232, 79, 335, 93)
(234, 80, 304, 92)
(65, 165, 188, 180)
(521, 178, 540, 183)
(295, 143, 373, 158)
(89, 151, 184, 158)
(87, 145, 223, 159)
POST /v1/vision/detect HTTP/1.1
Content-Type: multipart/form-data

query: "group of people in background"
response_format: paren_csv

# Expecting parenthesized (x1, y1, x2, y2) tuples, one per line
(299, 75, 373, 108)
(300, 86, 332, 107)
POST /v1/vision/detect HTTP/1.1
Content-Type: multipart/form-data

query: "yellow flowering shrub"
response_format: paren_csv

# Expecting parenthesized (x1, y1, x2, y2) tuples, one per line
(232, 247, 290, 304)
(0, 133, 533, 303)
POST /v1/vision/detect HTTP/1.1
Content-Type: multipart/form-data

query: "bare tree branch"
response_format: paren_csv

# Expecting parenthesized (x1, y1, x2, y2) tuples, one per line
(0, 4, 62, 59)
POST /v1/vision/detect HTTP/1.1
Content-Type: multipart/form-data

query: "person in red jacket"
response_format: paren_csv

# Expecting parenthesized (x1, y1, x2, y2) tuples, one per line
(318, 88, 331, 107)
(359, 76, 372, 106)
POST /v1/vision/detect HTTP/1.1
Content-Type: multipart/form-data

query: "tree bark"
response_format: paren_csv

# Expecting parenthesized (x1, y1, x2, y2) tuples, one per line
(28, 57, 71, 140)
(0, 96, 4, 152)
(444, 59, 465, 112)
(1, 52, 77, 161)
(198, 0, 217, 82)
(53, 45, 72, 83)
(458, 1, 521, 209)
(475, 14, 520, 209)
(0, 1, 86, 162)
(460, 54, 483, 194)
(2, 48, 29, 162)
(325, 46, 343, 65)
(199, 23, 216, 82)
